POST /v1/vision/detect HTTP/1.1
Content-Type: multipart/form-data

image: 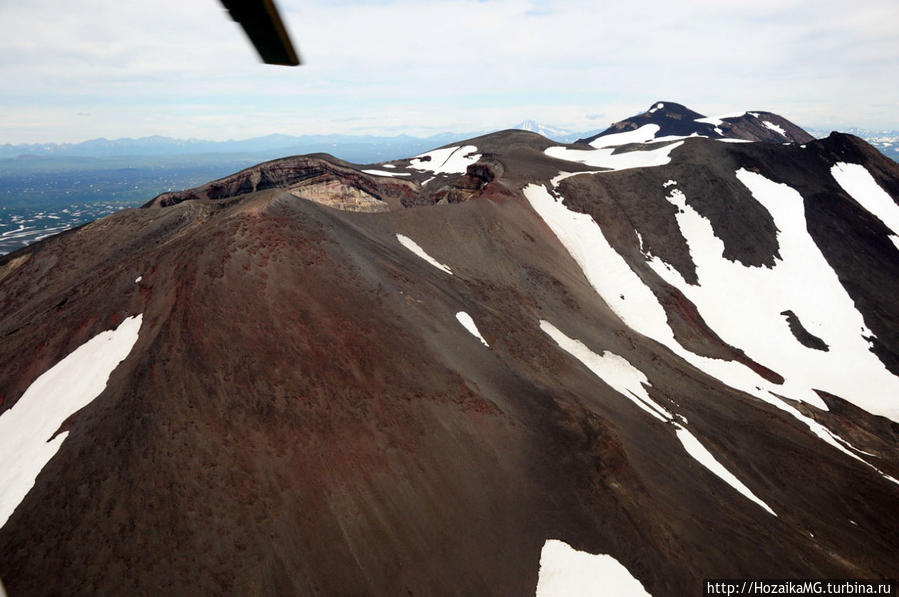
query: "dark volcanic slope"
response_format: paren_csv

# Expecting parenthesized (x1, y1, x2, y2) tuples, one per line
(1, 104, 898, 596)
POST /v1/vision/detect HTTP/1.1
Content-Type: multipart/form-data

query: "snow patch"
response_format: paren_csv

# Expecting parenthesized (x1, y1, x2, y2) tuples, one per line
(0, 314, 143, 529)
(648, 102, 664, 113)
(362, 169, 411, 177)
(134, 275, 142, 284)
(536, 539, 651, 597)
(381, 164, 396, 168)
(652, 133, 704, 144)
(456, 312, 489, 347)
(695, 112, 746, 127)
(589, 124, 660, 148)
(831, 162, 899, 238)
(408, 145, 480, 174)
(546, 141, 683, 172)
(762, 121, 786, 136)
(716, 138, 753, 144)
(396, 234, 452, 275)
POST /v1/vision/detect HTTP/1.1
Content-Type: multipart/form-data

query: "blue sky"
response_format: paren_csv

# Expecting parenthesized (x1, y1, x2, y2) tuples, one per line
(1, 0, 897, 143)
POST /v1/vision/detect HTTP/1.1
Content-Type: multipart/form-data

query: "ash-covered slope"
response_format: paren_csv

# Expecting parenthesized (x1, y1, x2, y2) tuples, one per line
(1, 104, 898, 596)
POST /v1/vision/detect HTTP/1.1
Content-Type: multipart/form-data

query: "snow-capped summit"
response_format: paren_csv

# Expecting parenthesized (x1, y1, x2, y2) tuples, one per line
(513, 119, 570, 138)
(581, 101, 815, 147)
(512, 120, 601, 143)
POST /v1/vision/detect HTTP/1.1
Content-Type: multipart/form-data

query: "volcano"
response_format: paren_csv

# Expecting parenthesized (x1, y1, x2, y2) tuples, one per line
(1, 102, 898, 596)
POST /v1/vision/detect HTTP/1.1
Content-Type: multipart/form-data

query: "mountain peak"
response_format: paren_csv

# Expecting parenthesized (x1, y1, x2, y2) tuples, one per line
(581, 102, 815, 146)
(511, 120, 587, 142)
(515, 119, 541, 130)
(644, 101, 704, 120)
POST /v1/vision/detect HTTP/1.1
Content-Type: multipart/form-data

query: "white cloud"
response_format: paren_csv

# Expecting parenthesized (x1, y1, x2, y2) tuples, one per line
(0, 0, 897, 142)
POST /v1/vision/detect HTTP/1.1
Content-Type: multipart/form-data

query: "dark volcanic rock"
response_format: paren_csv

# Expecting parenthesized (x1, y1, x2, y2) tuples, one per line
(781, 310, 829, 351)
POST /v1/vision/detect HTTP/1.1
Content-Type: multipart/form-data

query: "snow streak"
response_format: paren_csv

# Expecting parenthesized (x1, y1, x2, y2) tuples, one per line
(831, 162, 899, 250)
(396, 234, 453, 275)
(456, 311, 489, 347)
(540, 320, 776, 515)
(362, 169, 411, 177)
(762, 121, 786, 137)
(0, 315, 143, 529)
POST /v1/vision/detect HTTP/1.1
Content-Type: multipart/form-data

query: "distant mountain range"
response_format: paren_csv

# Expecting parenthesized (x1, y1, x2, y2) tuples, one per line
(1, 126, 595, 163)
(0, 132, 472, 168)
(2, 122, 895, 169)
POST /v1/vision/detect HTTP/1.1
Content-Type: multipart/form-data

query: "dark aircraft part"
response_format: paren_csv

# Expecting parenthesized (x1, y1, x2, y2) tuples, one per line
(220, 0, 301, 66)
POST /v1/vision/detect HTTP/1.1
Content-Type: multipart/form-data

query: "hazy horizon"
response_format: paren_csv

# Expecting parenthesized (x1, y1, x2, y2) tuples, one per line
(3, 112, 897, 149)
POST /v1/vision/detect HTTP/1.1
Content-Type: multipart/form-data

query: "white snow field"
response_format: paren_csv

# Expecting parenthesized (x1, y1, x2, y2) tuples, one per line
(546, 141, 684, 172)
(536, 539, 651, 597)
(645, 173, 899, 423)
(524, 179, 899, 485)
(361, 169, 411, 177)
(455, 312, 489, 347)
(0, 314, 143, 529)
(540, 320, 775, 515)
(396, 234, 453, 275)
(408, 145, 481, 174)
(831, 162, 899, 250)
